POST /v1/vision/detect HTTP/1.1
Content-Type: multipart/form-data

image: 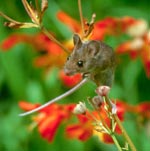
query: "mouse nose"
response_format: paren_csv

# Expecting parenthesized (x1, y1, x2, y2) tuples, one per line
(64, 68, 77, 76)
(64, 69, 72, 76)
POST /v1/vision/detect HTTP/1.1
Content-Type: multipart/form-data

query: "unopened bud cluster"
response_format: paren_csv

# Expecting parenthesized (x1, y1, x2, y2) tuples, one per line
(73, 102, 86, 114)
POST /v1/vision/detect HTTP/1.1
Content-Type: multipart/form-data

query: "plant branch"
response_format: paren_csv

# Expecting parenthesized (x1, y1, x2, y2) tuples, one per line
(105, 96, 137, 151)
(78, 0, 85, 37)
(111, 133, 123, 151)
(41, 27, 70, 54)
(113, 115, 137, 151)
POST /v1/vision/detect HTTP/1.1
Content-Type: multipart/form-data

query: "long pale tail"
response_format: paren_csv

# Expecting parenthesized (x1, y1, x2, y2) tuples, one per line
(19, 78, 88, 116)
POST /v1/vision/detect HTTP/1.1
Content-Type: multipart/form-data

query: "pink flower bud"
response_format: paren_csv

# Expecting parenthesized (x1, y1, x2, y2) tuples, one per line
(73, 102, 86, 114)
(91, 96, 103, 109)
(96, 86, 110, 96)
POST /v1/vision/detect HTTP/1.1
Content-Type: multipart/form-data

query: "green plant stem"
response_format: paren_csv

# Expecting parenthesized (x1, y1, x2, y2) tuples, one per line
(41, 27, 70, 54)
(78, 0, 85, 37)
(111, 132, 123, 151)
(113, 115, 137, 151)
(105, 96, 137, 151)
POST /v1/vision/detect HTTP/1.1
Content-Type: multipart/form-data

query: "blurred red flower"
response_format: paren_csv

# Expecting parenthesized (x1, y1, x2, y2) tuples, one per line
(66, 114, 93, 141)
(19, 99, 127, 144)
(19, 101, 75, 142)
(19, 101, 94, 142)
(134, 101, 150, 119)
(1, 33, 67, 68)
(20, 100, 150, 144)
(116, 19, 150, 77)
(59, 70, 82, 87)
(92, 100, 127, 143)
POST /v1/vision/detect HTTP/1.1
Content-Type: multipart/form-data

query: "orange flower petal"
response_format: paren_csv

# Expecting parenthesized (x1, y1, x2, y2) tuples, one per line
(19, 101, 40, 111)
(66, 113, 93, 141)
(57, 11, 81, 33)
(141, 46, 150, 77)
(38, 115, 64, 142)
(66, 124, 93, 141)
(102, 133, 114, 143)
(1, 34, 27, 50)
(93, 130, 114, 144)
(135, 102, 150, 119)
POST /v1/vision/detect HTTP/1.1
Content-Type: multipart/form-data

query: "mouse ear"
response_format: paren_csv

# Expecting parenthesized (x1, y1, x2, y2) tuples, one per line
(73, 34, 82, 48)
(87, 41, 100, 57)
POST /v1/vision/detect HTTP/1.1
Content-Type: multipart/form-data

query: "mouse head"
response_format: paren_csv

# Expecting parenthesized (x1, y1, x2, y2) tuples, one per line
(64, 34, 100, 76)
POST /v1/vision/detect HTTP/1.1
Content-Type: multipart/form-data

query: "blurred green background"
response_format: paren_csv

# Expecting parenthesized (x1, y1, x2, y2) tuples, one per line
(0, 0, 150, 151)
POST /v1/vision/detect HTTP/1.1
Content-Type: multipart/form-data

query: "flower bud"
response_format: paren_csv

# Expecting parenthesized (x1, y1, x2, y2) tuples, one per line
(73, 102, 86, 114)
(96, 86, 110, 96)
(91, 96, 103, 109)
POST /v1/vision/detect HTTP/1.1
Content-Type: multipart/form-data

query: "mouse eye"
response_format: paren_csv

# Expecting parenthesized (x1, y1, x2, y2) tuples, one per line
(77, 60, 84, 67)
(67, 56, 70, 61)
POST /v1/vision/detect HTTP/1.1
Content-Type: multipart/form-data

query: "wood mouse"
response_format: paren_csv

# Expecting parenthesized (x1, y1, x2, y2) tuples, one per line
(64, 34, 116, 86)
(19, 34, 116, 116)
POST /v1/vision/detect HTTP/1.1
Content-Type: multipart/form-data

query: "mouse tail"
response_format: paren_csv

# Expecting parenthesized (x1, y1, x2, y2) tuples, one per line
(19, 78, 88, 117)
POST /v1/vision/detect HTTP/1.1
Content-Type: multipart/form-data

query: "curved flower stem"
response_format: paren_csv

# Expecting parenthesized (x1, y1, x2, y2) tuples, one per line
(111, 132, 123, 151)
(113, 115, 137, 151)
(41, 27, 70, 54)
(104, 96, 137, 151)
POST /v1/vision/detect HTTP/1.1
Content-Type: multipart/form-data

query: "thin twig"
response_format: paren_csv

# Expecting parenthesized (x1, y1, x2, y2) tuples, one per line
(78, 0, 85, 37)
(35, 0, 41, 21)
(113, 115, 137, 151)
(105, 96, 137, 151)
(0, 11, 20, 24)
(42, 27, 70, 54)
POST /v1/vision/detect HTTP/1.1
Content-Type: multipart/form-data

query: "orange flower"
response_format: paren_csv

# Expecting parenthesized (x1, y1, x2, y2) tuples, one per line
(134, 101, 150, 119)
(1, 34, 29, 50)
(67, 100, 127, 144)
(19, 101, 93, 142)
(116, 34, 150, 77)
(57, 11, 114, 40)
(19, 99, 128, 144)
(91, 17, 118, 40)
(19, 101, 75, 142)
(59, 70, 82, 87)
(66, 114, 93, 141)
(19, 101, 40, 111)
(1, 33, 67, 68)
(57, 11, 81, 34)
(116, 18, 150, 77)
(92, 100, 127, 143)
(93, 131, 114, 143)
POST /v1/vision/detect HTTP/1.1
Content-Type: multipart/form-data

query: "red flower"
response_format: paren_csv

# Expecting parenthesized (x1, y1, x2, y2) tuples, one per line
(19, 101, 40, 111)
(92, 100, 127, 143)
(59, 70, 82, 87)
(66, 114, 93, 141)
(1, 33, 66, 68)
(57, 11, 81, 34)
(134, 101, 150, 119)
(19, 101, 75, 142)
(1, 34, 28, 50)
(116, 19, 150, 77)
(92, 17, 118, 40)
(19, 99, 128, 144)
